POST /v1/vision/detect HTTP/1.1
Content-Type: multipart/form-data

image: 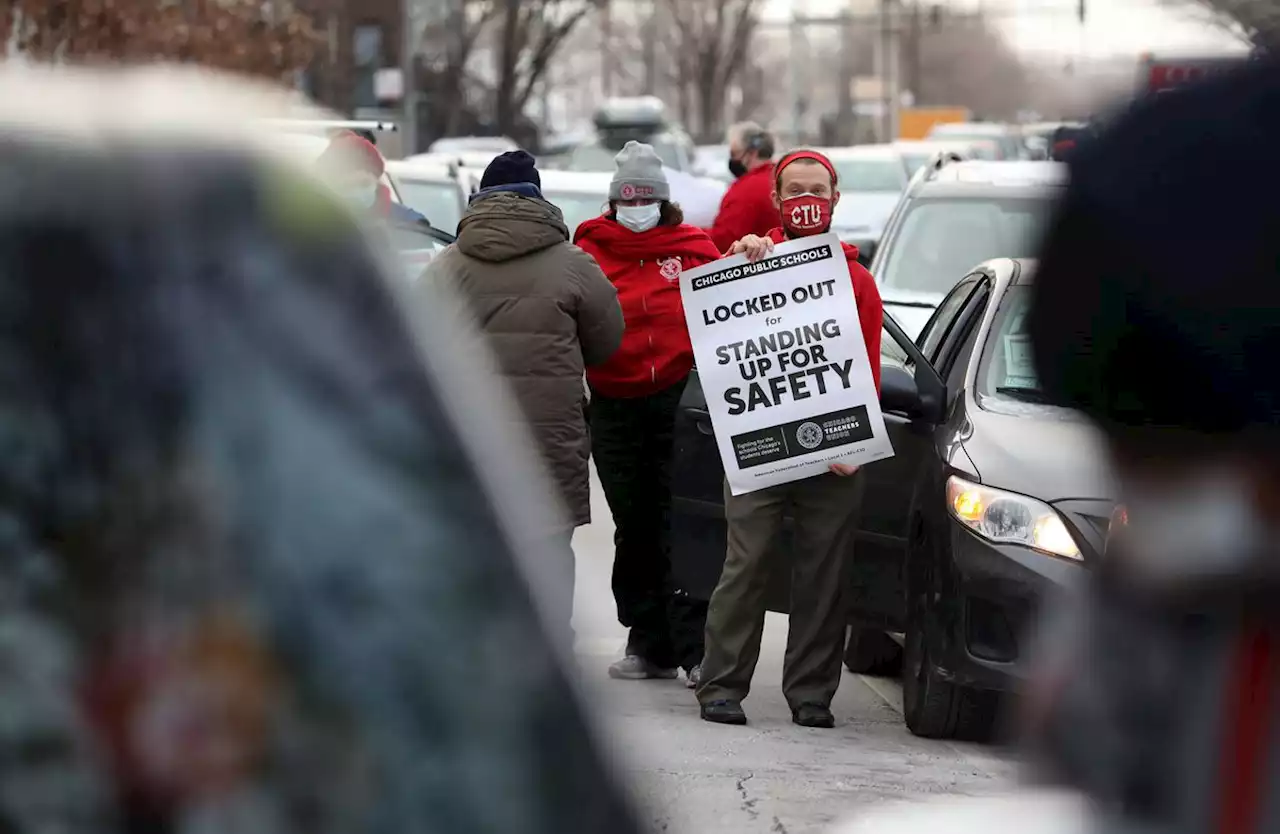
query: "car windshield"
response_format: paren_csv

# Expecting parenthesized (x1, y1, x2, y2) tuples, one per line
(395, 179, 463, 235)
(832, 159, 905, 192)
(385, 223, 452, 280)
(878, 197, 1054, 294)
(976, 284, 1049, 404)
(545, 190, 606, 236)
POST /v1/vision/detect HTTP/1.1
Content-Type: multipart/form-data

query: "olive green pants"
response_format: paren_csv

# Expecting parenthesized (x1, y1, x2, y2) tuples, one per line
(696, 472, 863, 709)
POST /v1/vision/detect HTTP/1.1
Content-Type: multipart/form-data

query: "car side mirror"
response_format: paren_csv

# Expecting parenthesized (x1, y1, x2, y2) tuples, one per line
(879, 365, 922, 416)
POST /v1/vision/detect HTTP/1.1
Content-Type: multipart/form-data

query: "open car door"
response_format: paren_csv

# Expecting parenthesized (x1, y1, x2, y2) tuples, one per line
(670, 313, 945, 624)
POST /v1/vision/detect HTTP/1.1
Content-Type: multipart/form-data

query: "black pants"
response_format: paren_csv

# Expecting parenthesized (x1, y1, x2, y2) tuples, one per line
(591, 378, 704, 671)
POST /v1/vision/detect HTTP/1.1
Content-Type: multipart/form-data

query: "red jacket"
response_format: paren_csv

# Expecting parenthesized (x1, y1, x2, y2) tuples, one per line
(709, 162, 778, 253)
(767, 228, 884, 393)
(576, 217, 721, 398)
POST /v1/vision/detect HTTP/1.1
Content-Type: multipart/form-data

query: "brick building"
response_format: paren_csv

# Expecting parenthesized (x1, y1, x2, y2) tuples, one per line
(296, 0, 404, 117)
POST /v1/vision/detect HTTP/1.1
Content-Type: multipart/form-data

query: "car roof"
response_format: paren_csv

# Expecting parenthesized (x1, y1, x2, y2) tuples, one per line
(894, 139, 973, 151)
(816, 144, 901, 160)
(385, 159, 458, 182)
(918, 159, 1066, 190)
(538, 169, 614, 193)
(930, 122, 1014, 136)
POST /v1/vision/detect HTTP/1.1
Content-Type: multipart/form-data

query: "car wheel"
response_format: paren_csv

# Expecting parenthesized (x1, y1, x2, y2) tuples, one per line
(902, 599, 998, 741)
(843, 627, 903, 676)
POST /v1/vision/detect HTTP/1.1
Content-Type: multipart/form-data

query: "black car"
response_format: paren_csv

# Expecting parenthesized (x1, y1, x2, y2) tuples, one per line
(671, 257, 1114, 740)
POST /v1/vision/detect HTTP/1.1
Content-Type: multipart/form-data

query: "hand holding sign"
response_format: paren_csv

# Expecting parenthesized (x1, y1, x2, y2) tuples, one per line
(730, 234, 774, 262)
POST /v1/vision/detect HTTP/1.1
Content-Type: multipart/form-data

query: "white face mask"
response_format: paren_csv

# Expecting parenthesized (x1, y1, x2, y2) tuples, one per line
(616, 203, 660, 233)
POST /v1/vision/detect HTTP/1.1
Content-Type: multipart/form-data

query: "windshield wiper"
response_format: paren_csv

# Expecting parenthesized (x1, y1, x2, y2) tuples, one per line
(995, 386, 1054, 404)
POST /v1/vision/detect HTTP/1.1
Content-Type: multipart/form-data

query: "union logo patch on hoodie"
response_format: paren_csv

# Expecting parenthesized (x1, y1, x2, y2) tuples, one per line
(658, 256, 682, 283)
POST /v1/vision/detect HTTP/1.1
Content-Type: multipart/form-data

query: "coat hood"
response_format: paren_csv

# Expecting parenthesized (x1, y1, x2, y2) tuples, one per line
(456, 192, 569, 263)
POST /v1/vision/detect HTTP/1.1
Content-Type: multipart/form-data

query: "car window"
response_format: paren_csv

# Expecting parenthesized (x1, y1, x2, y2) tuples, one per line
(878, 197, 1054, 295)
(545, 191, 607, 236)
(977, 284, 1042, 402)
(395, 179, 463, 234)
(917, 276, 981, 366)
(832, 159, 906, 192)
(569, 138, 680, 172)
(881, 315, 912, 372)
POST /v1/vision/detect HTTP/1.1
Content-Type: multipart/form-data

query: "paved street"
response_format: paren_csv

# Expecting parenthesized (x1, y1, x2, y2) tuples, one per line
(571, 469, 1020, 834)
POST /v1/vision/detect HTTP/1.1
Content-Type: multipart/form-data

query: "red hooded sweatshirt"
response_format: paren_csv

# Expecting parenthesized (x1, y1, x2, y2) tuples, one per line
(709, 162, 778, 253)
(767, 227, 884, 393)
(576, 216, 721, 398)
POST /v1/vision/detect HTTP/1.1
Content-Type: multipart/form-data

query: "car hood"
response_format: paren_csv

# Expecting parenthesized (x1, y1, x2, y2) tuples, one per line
(881, 288, 943, 340)
(832, 192, 900, 236)
(964, 400, 1115, 503)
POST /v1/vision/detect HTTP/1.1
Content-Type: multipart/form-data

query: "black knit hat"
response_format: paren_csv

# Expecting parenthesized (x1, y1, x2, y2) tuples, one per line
(1029, 55, 1280, 438)
(480, 150, 541, 190)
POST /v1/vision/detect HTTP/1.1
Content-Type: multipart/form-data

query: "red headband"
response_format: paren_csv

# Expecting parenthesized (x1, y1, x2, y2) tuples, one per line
(775, 150, 838, 189)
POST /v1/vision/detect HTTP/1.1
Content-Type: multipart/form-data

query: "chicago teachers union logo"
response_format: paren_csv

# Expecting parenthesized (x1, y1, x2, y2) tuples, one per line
(795, 421, 824, 450)
(659, 256, 682, 283)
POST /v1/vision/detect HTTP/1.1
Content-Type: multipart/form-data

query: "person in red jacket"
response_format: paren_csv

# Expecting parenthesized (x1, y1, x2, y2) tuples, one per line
(575, 141, 722, 686)
(707, 122, 779, 253)
(697, 149, 884, 729)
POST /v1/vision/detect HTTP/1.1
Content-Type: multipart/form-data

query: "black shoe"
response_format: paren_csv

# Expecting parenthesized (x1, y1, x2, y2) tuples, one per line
(791, 702, 835, 728)
(700, 699, 747, 725)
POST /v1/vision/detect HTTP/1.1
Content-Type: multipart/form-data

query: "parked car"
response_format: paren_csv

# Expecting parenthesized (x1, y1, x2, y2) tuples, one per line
(818, 144, 911, 264)
(869, 157, 1065, 338)
(670, 257, 1114, 741)
(566, 97, 698, 173)
(427, 135, 519, 155)
(926, 122, 1026, 161)
(385, 158, 471, 236)
(386, 219, 456, 279)
(261, 121, 407, 203)
(893, 139, 974, 177)
(539, 169, 611, 236)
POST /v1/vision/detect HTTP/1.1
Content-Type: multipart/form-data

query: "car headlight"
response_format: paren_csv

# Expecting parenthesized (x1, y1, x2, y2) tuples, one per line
(946, 475, 1081, 560)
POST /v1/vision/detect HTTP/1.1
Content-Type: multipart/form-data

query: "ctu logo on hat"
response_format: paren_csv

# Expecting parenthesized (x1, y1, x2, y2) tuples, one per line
(619, 183, 655, 200)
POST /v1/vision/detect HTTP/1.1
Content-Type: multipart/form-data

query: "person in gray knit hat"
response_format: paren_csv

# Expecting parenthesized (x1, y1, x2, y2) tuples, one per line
(574, 141, 720, 687)
(608, 140, 670, 228)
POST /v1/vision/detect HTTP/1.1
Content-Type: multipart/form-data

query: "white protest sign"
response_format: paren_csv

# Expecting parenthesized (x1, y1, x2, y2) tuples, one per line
(680, 233, 895, 496)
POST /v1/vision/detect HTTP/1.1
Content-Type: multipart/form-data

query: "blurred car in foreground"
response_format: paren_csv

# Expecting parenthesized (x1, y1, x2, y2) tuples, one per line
(893, 139, 974, 177)
(670, 256, 1111, 741)
(385, 158, 470, 235)
(819, 143, 910, 263)
(869, 158, 1065, 337)
(927, 122, 1025, 161)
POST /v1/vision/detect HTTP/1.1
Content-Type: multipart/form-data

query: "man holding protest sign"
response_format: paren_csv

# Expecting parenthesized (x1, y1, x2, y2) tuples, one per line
(690, 150, 887, 728)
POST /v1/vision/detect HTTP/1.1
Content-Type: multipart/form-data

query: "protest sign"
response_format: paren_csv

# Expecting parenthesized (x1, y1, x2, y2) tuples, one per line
(679, 233, 894, 495)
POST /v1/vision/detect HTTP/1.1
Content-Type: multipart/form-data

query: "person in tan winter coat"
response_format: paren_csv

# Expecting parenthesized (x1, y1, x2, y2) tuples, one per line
(422, 151, 624, 635)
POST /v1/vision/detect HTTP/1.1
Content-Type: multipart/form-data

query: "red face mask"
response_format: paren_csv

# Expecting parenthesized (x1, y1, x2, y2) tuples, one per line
(780, 193, 831, 237)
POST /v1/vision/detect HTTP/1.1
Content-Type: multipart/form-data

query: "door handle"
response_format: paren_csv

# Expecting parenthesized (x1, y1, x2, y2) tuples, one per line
(689, 407, 714, 436)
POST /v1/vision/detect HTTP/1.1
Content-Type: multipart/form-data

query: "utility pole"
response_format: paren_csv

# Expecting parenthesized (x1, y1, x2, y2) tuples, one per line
(401, 0, 419, 154)
(837, 9, 855, 145)
(642, 0, 658, 94)
(601, 0, 614, 97)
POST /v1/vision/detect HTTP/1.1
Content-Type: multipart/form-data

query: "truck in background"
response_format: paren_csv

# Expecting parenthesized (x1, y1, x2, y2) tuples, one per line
(897, 106, 971, 140)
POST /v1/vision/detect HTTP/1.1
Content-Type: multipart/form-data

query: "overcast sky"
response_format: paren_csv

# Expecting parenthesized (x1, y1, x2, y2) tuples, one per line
(762, 0, 1247, 58)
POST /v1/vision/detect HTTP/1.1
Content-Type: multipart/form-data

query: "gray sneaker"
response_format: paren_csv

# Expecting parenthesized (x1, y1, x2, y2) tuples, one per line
(608, 655, 678, 680)
(685, 664, 702, 689)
